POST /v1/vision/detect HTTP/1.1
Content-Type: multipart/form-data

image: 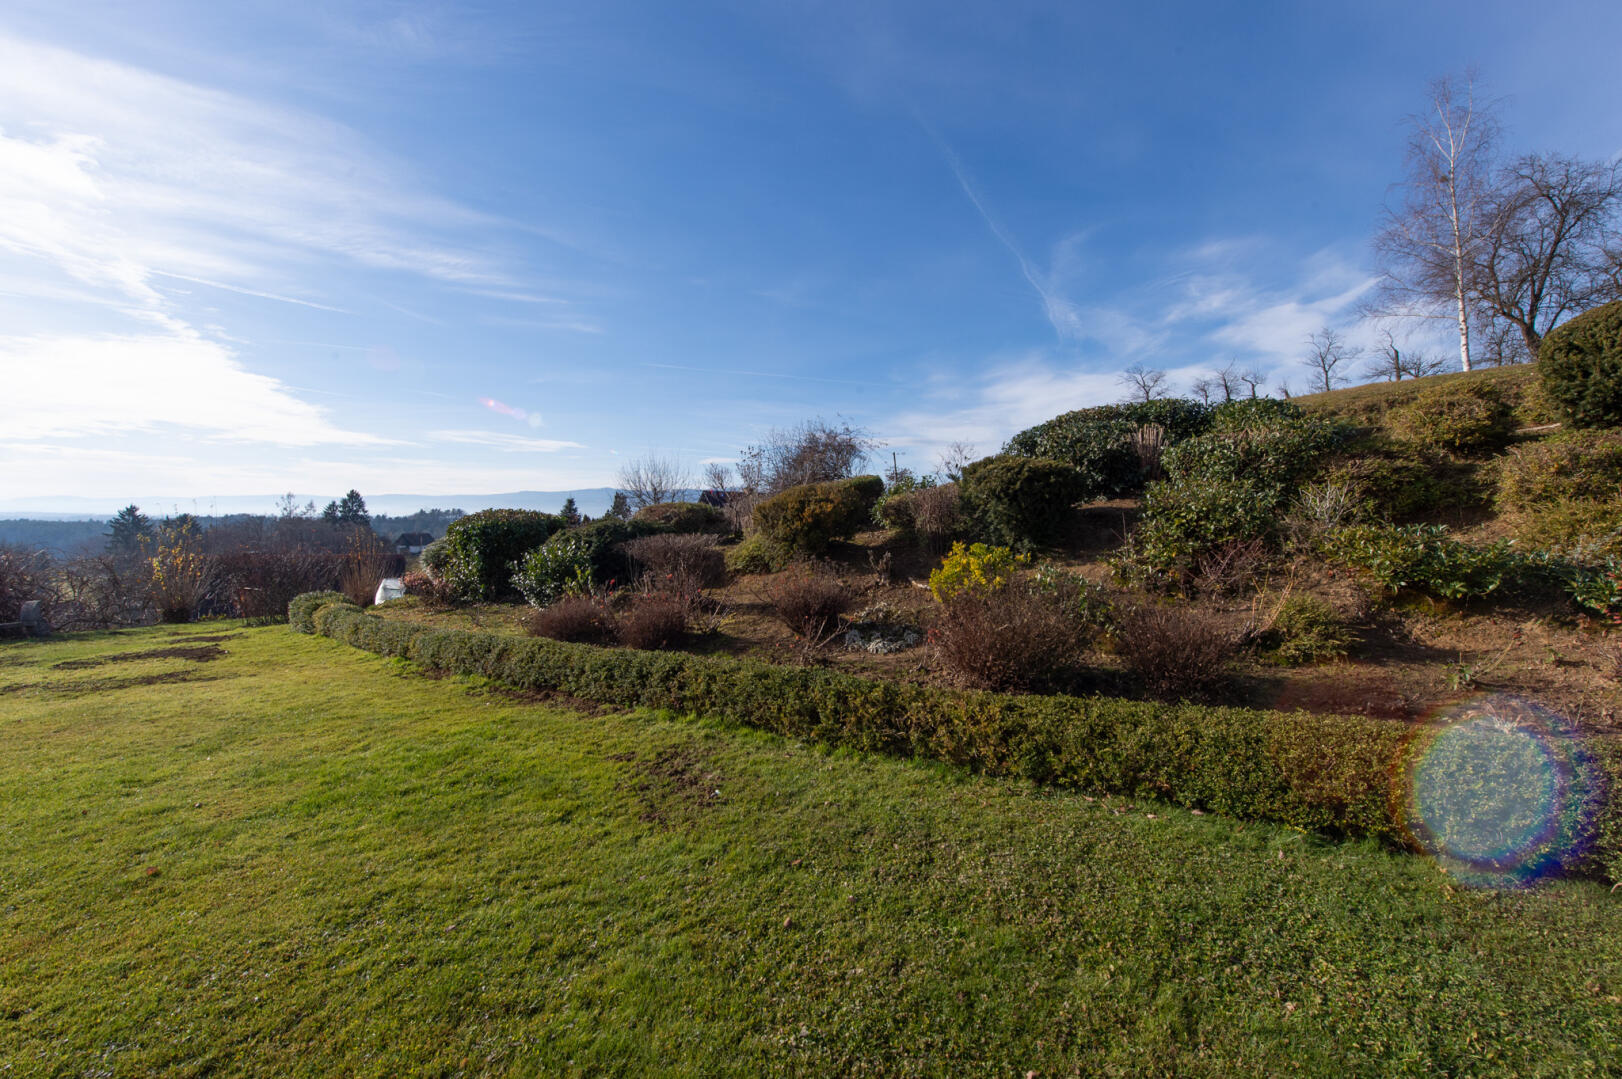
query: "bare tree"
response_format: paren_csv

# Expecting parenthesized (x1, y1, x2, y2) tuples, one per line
(1214, 360, 1246, 402)
(1303, 327, 1361, 393)
(1371, 74, 1501, 372)
(1118, 363, 1169, 402)
(1364, 328, 1449, 381)
(617, 453, 693, 510)
(702, 462, 733, 494)
(936, 441, 976, 483)
(1471, 153, 1622, 358)
(1236, 368, 1266, 399)
(735, 417, 880, 494)
(1190, 377, 1215, 405)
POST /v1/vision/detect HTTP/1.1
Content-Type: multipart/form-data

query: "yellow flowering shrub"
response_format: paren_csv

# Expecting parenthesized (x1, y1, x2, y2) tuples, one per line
(928, 541, 1027, 603)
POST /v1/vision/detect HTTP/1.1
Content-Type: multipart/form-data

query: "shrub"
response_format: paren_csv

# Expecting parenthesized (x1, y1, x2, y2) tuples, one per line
(511, 535, 594, 608)
(1495, 430, 1622, 558)
(1320, 524, 1524, 601)
(960, 455, 1086, 550)
(144, 521, 214, 623)
(615, 592, 689, 650)
(929, 542, 1027, 603)
(1003, 399, 1213, 499)
(338, 531, 396, 608)
(1113, 603, 1240, 701)
(620, 533, 727, 590)
(288, 590, 348, 632)
(1539, 299, 1622, 428)
(880, 483, 961, 552)
(214, 546, 342, 623)
(931, 582, 1089, 692)
(632, 501, 731, 534)
(442, 510, 564, 600)
(301, 598, 1622, 884)
(752, 475, 883, 556)
(1031, 562, 1115, 633)
(760, 565, 852, 639)
(1324, 447, 1490, 520)
(1388, 381, 1516, 455)
(1564, 558, 1622, 623)
(418, 536, 452, 581)
(724, 533, 787, 575)
(0, 545, 55, 624)
(557, 518, 669, 584)
(521, 594, 617, 644)
(1268, 595, 1355, 666)
(1161, 410, 1350, 490)
(1114, 475, 1278, 585)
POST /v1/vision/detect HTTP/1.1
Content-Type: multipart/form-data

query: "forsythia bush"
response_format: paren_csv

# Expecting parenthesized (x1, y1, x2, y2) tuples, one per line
(928, 542, 1027, 602)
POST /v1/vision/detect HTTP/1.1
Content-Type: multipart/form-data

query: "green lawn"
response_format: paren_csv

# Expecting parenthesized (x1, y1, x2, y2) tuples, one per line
(2, 625, 1619, 1076)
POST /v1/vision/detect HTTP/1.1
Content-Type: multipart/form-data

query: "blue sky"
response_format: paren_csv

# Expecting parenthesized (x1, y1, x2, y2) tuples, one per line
(3, 0, 1620, 511)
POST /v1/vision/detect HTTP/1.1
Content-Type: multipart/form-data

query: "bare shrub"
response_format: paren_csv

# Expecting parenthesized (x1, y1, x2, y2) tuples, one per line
(338, 531, 395, 607)
(144, 522, 215, 623)
(930, 583, 1087, 692)
(759, 565, 852, 639)
(401, 569, 459, 610)
(53, 555, 151, 629)
(616, 592, 688, 650)
(1286, 480, 1365, 546)
(1114, 602, 1241, 701)
(0, 545, 55, 623)
(213, 546, 342, 623)
(522, 594, 617, 644)
(620, 533, 726, 590)
(1192, 538, 1271, 597)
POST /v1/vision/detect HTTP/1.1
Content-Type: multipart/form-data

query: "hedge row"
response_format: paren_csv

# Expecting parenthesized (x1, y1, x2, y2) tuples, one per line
(291, 593, 1622, 884)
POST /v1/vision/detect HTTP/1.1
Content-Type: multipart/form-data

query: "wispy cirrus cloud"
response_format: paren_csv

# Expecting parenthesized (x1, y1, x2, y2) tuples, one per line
(428, 430, 586, 453)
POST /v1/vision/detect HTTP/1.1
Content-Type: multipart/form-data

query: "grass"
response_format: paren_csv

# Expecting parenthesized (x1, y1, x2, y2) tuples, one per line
(3, 624, 1621, 1075)
(1293, 364, 1545, 428)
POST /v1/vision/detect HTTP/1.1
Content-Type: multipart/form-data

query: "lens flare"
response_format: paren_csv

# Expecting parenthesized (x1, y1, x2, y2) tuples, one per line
(1397, 694, 1604, 887)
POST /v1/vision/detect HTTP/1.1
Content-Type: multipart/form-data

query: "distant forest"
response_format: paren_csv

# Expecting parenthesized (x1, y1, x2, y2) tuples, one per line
(0, 508, 465, 555)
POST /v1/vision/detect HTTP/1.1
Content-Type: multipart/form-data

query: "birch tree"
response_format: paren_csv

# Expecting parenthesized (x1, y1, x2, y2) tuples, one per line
(1371, 75, 1500, 372)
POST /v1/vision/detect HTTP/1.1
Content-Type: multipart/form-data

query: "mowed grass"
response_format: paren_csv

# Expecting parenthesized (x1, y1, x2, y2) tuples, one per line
(2, 627, 1620, 1076)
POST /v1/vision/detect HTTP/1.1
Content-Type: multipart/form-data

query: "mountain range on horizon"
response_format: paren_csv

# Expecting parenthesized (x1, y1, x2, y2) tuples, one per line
(0, 488, 626, 522)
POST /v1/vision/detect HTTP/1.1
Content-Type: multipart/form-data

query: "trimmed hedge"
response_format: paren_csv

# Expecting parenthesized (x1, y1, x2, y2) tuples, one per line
(288, 590, 347, 632)
(292, 592, 1622, 884)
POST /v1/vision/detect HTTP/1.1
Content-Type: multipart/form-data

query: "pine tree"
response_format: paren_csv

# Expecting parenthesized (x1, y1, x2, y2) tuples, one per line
(105, 505, 152, 553)
(606, 492, 630, 520)
(560, 496, 581, 525)
(322, 490, 371, 527)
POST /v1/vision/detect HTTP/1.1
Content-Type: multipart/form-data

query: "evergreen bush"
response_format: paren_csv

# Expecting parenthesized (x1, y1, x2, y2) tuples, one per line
(1539, 300, 1622, 429)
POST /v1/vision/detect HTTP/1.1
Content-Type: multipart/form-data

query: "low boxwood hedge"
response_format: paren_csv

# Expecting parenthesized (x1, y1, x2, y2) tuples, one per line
(292, 592, 1622, 884)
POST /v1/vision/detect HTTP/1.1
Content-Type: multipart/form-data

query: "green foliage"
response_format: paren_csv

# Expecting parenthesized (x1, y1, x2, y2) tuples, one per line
(1563, 557, 1622, 624)
(1319, 524, 1525, 601)
(723, 533, 787, 575)
(1388, 382, 1516, 455)
(1495, 430, 1622, 558)
(928, 542, 1027, 602)
(1115, 475, 1279, 583)
(873, 472, 936, 529)
(959, 454, 1085, 549)
(1268, 596, 1355, 666)
(1162, 409, 1351, 490)
(1031, 562, 1115, 632)
(1002, 399, 1213, 499)
(1325, 445, 1490, 520)
(511, 536, 595, 607)
(1539, 300, 1622, 429)
(1295, 364, 1548, 430)
(605, 491, 631, 520)
(442, 510, 565, 600)
(548, 517, 667, 585)
(287, 590, 350, 632)
(631, 500, 730, 534)
(752, 475, 883, 556)
(417, 536, 451, 581)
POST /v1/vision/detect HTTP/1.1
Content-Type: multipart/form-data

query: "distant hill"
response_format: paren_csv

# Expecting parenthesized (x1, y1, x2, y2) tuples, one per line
(0, 488, 626, 521)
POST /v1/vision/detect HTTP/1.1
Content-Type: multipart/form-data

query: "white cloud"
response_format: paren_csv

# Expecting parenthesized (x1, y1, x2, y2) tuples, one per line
(2, 324, 391, 445)
(427, 430, 587, 452)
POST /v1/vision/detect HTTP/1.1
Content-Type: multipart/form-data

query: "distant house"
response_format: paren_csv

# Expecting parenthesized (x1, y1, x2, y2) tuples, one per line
(697, 489, 730, 507)
(396, 531, 434, 554)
